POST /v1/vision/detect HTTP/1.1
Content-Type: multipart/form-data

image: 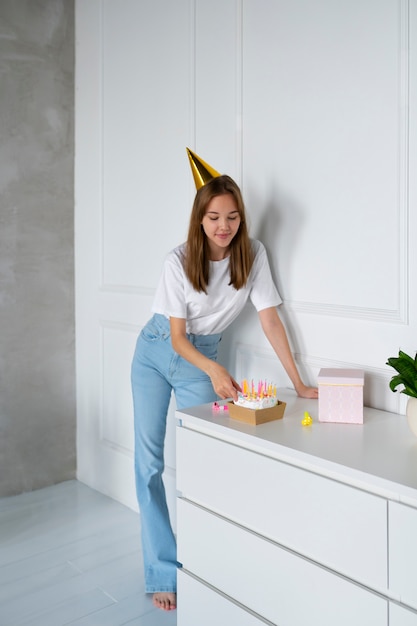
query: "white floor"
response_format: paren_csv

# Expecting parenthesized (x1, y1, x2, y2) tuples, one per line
(0, 480, 177, 626)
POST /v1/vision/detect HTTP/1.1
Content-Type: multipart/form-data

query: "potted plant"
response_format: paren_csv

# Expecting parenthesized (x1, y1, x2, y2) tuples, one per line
(386, 350, 417, 436)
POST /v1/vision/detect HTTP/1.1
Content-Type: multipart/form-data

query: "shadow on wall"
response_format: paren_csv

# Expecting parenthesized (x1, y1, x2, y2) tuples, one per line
(252, 183, 306, 302)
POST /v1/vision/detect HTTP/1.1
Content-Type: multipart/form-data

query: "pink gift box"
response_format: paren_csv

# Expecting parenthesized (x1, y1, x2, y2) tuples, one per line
(318, 368, 364, 424)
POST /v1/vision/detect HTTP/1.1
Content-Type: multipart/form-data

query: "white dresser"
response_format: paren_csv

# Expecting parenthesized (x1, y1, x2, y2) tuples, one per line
(176, 390, 417, 626)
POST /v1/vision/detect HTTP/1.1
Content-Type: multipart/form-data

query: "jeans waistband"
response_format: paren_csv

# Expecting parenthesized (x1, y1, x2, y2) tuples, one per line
(151, 313, 222, 345)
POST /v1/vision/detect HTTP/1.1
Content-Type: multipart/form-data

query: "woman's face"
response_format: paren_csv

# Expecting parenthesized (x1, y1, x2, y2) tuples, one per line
(201, 193, 241, 260)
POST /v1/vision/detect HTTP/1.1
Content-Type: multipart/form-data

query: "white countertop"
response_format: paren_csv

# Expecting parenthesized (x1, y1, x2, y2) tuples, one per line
(176, 390, 417, 507)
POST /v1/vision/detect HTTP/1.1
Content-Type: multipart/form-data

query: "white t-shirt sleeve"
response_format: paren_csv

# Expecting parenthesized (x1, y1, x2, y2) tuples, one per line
(152, 247, 187, 319)
(248, 240, 282, 311)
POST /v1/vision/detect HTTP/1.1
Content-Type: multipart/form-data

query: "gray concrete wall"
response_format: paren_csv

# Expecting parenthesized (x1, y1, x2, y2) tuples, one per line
(0, 0, 75, 496)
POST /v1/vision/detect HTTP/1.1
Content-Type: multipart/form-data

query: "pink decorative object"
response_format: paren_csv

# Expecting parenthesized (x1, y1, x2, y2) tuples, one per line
(212, 402, 229, 412)
(318, 368, 364, 424)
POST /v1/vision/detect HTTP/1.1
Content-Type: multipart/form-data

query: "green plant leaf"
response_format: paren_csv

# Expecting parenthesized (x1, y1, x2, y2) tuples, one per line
(399, 350, 416, 365)
(403, 387, 417, 398)
(387, 357, 415, 377)
(386, 350, 417, 397)
(389, 374, 405, 393)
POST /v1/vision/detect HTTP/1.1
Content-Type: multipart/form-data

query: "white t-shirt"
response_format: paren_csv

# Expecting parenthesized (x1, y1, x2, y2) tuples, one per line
(151, 239, 282, 335)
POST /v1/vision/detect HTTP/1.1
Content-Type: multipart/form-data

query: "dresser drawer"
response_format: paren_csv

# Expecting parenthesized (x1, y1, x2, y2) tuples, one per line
(177, 570, 270, 626)
(177, 426, 387, 591)
(177, 498, 387, 626)
(389, 502, 417, 610)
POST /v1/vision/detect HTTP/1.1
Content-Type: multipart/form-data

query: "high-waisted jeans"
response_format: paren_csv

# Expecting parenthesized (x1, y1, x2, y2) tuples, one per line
(131, 314, 221, 593)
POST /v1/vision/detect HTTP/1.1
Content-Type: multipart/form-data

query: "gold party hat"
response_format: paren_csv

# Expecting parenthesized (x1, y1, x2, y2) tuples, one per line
(186, 147, 221, 190)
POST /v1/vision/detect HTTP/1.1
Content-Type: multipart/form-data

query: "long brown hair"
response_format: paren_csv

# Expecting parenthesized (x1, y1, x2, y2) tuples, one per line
(184, 175, 254, 293)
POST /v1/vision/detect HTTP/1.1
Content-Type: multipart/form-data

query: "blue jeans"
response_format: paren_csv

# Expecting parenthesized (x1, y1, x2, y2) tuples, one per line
(131, 314, 221, 593)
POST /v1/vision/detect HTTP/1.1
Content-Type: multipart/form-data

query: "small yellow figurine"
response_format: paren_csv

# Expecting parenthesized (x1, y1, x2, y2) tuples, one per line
(301, 411, 313, 426)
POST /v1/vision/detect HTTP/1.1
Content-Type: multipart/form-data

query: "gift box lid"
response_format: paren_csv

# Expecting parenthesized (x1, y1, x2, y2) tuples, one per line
(318, 368, 364, 385)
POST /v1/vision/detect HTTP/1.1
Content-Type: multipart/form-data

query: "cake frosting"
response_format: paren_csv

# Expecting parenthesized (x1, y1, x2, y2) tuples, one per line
(234, 379, 278, 410)
(234, 395, 278, 410)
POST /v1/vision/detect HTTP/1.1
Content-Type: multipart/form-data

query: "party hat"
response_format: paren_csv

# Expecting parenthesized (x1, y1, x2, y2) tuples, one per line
(186, 147, 221, 190)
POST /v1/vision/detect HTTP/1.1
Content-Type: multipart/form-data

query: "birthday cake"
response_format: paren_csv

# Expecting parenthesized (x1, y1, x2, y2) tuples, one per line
(234, 380, 278, 409)
(228, 379, 285, 425)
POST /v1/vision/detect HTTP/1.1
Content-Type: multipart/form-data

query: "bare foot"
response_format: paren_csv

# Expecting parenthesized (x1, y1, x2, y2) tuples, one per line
(152, 592, 177, 611)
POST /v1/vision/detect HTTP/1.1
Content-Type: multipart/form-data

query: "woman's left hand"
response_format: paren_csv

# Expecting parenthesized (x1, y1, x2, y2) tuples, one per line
(296, 384, 318, 399)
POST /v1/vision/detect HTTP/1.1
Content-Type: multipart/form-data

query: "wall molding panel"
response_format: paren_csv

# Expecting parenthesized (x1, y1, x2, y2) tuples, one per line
(285, 300, 407, 324)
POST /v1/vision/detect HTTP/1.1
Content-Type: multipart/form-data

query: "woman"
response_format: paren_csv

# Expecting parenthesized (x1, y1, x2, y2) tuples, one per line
(131, 150, 317, 611)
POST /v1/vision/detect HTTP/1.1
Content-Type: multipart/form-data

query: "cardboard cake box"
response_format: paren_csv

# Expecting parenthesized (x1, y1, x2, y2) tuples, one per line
(318, 368, 364, 424)
(227, 400, 286, 425)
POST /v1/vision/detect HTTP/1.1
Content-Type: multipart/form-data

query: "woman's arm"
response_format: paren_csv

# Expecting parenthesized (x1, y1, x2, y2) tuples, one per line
(169, 317, 241, 401)
(258, 307, 318, 399)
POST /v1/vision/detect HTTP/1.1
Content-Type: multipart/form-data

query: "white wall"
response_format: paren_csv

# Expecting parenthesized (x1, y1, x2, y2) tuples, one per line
(75, 0, 417, 515)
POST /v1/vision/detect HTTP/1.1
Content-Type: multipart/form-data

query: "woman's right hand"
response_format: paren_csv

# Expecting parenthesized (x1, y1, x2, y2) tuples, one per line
(209, 363, 241, 401)
(170, 317, 241, 401)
